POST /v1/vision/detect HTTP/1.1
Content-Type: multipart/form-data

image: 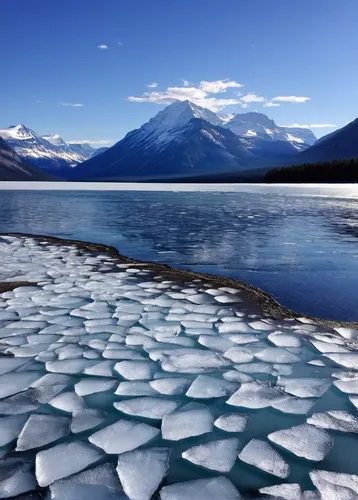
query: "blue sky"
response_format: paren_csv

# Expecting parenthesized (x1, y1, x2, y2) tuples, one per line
(2, 0, 357, 145)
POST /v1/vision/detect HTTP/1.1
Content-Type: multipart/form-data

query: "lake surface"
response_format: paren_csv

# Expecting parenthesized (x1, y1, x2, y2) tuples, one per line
(1, 183, 358, 321)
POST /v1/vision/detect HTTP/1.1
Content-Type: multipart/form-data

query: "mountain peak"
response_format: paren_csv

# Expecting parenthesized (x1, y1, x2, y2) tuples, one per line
(0, 124, 36, 140)
(42, 134, 68, 147)
(136, 100, 225, 145)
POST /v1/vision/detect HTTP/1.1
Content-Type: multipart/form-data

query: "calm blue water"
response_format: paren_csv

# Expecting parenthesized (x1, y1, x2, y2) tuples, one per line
(1, 184, 358, 321)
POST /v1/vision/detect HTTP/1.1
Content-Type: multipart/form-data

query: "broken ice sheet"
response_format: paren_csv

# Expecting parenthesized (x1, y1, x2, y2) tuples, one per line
(214, 413, 249, 433)
(182, 438, 239, 472)
(16, 414, 70, 451)
(0, 415, 28, 447)
(307, 410, 358, 433)
(35, 440, 104, 487)
(186, 374, 237, 398)
(114, 396, 179, 419)
(161, 403, 214, 441)
(71, 408, 107, 434)
(259, 483, 302, 499)
(159, 476, 242, 500)
(277, 376, 331, 398)
(0, 458, 37, 499)
(117, 447, 170, 500)
(89, 419, 160, 454)
(49, 463, 123, 500)
(226, 381, 284, 409)
(238, 439, 290, 478)
(310, 469, 358, 498)
(268, 424, 333, 461)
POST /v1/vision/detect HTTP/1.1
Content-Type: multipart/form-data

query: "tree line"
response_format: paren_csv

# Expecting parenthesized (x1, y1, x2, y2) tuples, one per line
(264, 158, 358, 183)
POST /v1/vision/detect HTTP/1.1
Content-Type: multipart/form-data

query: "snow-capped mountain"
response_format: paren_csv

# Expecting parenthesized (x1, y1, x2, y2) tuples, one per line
(0, 125, 97, 172)
(69, 101, 300, 181)
(223, 112, 316, 150)
(0, 137, 57, 181)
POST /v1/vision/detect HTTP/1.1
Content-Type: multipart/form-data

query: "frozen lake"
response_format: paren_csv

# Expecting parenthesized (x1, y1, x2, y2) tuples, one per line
(1, 183, 358, 321)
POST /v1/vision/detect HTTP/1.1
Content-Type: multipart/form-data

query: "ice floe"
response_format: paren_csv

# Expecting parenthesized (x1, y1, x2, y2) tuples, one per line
(161, 403, 214, 440)
(238, 439, 290, 478)
(117, 447, 170, 500)
(114, 396, 179, 419)
(268, 424, 333, 461)
(159, 477, 242, 500)
(35, 441, 104, 487)
(310, 469, 358, 499)
(89, 419, 160, 454)
(259, 483, 302, 499)
(307, 410, 358, 433)
(182, 438, 239, 472)
(214, 413, 249, 432)
(16, 414, 70, 450)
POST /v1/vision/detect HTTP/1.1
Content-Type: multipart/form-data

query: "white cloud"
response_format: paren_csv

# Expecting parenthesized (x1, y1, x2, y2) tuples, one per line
(35, 100, 44, 104)
(58, 102, 84, 107)
(240, 93, 265, 103)
(68, 139, 112, 145)
(128, 79, 313, 112)
(97, 44, 109, 49)
(283, 123, 336, 129)
(264, 101, 280, 107)
(117, 41, 123, 46)
(199, 79, 243, 93)
(272, 96, 310, 103)
(128, 79, 242, 112)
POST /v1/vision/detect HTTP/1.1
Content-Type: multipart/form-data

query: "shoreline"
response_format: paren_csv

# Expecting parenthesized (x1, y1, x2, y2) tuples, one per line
(2, 231, 357, 329)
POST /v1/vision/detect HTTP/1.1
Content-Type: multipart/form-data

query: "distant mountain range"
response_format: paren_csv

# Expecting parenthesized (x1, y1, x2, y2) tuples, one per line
(1, 101, 357, 182)
(0, 125, 107, 173)
(0, 138, 57, 181)
(68, 101, 317, 181)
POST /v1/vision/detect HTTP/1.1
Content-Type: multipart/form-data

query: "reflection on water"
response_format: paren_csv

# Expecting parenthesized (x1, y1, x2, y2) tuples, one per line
(0, 186, 358, 321)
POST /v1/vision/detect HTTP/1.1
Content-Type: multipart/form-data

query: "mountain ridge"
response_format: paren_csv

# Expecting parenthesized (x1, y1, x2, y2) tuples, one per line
(0, 137, 58, 181)
(0, 125, 101, 172)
